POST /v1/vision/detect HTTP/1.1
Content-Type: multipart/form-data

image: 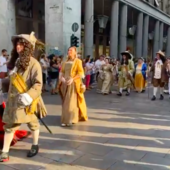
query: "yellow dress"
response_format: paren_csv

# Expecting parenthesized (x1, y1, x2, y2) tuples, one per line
(97, 64, 113, 94)
(134, 64, 145, 92)
(59, 58, 87, 124)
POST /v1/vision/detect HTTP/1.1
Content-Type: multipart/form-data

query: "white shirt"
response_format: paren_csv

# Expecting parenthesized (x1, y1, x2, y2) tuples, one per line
(85, 62, 92, 75)
(40, 59, 49, 75)
(95, 60, 105, 72)
(154, 60, 163, 79)
(0, 56, 7, 72)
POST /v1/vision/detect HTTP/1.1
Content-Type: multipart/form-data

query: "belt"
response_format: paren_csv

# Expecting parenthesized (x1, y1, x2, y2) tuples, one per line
(9, 94, 15, 98)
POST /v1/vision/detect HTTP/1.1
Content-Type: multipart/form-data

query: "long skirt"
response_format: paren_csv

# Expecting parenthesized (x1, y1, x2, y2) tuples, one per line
(135, 73, 145, 92)
(60, 83, 79, 124)
(97, 76, 113, 94)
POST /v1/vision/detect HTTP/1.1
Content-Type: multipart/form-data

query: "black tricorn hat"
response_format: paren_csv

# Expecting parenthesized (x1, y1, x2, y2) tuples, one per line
(121, 51, 132, 59)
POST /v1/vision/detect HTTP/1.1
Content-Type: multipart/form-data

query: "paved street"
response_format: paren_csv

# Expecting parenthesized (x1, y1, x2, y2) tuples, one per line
(1, 88, 170, 170)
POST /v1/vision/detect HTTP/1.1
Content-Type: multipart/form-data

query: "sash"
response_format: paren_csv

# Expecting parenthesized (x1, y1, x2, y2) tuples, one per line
(10, 73, 39, 115)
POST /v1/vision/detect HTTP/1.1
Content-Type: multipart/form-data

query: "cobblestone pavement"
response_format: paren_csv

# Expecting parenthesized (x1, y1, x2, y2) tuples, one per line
(1, 88, 170, 170)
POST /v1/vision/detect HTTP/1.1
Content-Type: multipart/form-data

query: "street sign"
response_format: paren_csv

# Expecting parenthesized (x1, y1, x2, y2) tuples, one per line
(72, 23, 79, 32)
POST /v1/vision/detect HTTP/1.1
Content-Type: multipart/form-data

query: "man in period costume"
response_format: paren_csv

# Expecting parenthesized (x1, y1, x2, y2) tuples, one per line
(0, 32, 47, 162)
(150, 50, 168, 101)
(117, 51, 135, 96)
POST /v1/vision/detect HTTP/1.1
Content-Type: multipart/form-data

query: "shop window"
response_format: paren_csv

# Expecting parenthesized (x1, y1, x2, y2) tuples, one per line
(16, 0, 33, 18)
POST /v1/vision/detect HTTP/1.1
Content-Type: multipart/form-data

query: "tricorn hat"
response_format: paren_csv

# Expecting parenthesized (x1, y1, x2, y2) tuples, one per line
(156, 50, 166, 63)
(11, 32, 45, 52)
(121, 51, 132, 59)
(156, 50, 165, 57)
(11, 32, 37, 49)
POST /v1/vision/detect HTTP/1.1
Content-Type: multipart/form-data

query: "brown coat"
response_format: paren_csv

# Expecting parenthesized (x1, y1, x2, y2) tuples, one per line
(151, 61, 168, 84)
(3, 57, 47, 124)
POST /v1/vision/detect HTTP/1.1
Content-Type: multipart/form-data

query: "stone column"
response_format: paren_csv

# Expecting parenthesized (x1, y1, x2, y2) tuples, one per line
(153, 20, 160, 58)
(84, 0, 94, 58)
(110, 0, 119, 58)
(136, 12, 143, 58)
(159, 22, 164, 50)
(166, 27, 170, 57)
(142, 15, 149, 59)
(45, 0, 81, 56)
(119, 4, 127, 58)
(0, 0, 16, 52)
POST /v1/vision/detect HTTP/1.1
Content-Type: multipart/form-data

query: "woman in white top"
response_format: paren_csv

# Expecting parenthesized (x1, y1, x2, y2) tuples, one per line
(40, 54, 49, 92)
(85, 58, 93, 90)
(95, 55, 105, 80)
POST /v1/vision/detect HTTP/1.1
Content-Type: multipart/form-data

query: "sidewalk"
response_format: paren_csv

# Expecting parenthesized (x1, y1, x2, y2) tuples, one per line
(1, 89, 170, 170)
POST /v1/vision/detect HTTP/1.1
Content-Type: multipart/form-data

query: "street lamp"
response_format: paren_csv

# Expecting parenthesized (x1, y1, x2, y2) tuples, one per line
(86, 15, 109, 29)
(128, 26, 136, 35)
(148, 32, 154, 40)
(85, 0, 109, 29)
(163, 37, 167, 43)
(97, 15, 109, 29)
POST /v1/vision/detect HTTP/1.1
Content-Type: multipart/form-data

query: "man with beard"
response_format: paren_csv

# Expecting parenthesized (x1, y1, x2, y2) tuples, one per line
(0, 32, 47, 162)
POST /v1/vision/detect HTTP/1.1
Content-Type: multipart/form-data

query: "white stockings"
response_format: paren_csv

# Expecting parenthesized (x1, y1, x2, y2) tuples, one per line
(2, 132, 14, 153)
(32, 129, 39, 145)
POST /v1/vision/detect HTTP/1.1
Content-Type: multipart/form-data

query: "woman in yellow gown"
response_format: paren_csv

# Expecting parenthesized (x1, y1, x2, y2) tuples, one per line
(59, 47, 88, 127)
(134, 58, 147, 93)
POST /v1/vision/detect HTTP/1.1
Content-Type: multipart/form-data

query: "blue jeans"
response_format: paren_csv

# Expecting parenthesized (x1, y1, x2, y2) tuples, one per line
(51, 79, 57, 89)
(90, 73, 95, 85)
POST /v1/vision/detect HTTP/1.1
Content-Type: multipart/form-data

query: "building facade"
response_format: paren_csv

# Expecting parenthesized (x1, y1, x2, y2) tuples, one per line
(1, 0, 170, 59)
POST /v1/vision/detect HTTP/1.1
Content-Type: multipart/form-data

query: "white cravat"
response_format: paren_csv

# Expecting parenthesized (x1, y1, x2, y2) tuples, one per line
(154, 60, 163, 79)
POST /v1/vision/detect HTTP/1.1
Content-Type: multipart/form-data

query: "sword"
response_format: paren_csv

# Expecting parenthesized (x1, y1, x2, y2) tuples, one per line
(35, 114, 53, 134)
(39, 118, 53, 134)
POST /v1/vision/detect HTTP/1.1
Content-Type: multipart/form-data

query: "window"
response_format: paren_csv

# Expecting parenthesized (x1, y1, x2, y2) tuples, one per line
(166, 0, 170, 14)
(16, 0, 33, 18)
(158, 0, 163, 10)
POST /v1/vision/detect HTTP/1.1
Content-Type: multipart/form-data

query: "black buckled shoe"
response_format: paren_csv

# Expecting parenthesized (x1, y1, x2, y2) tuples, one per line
(160, 94, 164, 100)
(141, 89, 145, 93)
(151, 96, 156, 101)
(0, 152, 9, 162)
(27, 145, 39, 158)
(117, 92, 122, 96)
(126, 92, 130, 96)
